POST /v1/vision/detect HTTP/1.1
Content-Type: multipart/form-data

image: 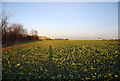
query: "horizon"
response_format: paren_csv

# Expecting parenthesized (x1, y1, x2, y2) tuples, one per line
(2, 2, 118, 40)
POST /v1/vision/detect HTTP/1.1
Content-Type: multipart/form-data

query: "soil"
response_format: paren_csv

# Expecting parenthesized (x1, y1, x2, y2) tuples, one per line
(2, 43, 27, 51)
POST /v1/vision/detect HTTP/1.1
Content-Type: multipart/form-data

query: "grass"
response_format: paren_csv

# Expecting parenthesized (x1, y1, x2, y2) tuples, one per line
(2, 40, 120, 80)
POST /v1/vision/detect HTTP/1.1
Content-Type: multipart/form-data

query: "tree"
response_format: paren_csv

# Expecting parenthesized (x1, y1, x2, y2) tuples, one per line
(30, 29, 38, 36)
(22, 29, 28, 35)
(34, 30, 38, 36)
(0, 11, 39, 46)
(2, 23, 24, 44)
(0, 11, 10, 36)
(0, 11, 11, 45)
(8, 23, 23, 35)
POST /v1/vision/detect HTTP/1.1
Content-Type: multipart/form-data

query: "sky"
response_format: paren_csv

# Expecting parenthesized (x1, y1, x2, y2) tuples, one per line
(2, 0, 120, 2)
(2, 2, 118, 40)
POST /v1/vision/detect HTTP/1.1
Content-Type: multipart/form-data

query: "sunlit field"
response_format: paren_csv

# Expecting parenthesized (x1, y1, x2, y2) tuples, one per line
(2, 40, 120, 80)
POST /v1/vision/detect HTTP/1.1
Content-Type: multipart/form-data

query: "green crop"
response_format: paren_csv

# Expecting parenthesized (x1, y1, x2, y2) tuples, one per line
(2, 40, 120, 80)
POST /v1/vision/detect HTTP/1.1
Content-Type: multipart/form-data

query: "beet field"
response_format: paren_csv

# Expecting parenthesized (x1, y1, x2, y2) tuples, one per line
(2, 40, 120, 80)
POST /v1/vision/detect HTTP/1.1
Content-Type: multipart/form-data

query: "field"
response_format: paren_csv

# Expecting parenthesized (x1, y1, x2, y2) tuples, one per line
(2, 40, 120, 80)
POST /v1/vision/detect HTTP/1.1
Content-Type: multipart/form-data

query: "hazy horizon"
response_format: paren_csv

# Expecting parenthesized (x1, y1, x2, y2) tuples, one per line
(2, 2, 118, 40)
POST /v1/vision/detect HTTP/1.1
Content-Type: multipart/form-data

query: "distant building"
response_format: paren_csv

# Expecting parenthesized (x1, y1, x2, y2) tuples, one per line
(98, 38, 104, 40)
(21, 35, 27, 37)
(38, 36, 49, 40)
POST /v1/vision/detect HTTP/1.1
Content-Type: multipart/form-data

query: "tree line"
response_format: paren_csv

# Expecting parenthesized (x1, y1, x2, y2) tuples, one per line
(0, 12, 39, 47)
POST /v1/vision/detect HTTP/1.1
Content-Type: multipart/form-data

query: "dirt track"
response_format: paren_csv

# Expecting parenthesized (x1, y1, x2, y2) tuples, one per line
(2, 43, 27, 51)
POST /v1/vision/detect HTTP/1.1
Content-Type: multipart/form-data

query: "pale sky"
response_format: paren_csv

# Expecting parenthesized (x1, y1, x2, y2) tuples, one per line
(2, 2, 118, 40)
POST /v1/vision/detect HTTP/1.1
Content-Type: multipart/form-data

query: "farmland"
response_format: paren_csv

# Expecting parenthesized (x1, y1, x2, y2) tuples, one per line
(2, 40, 120, 80)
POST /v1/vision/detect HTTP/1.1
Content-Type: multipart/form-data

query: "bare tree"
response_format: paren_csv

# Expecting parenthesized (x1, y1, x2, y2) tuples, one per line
(34, 30, 38, 36)
(2, 23, 24, 44)
(22, 29, 28, 35)
(0, 11, 11, 45)
(8, 23, 23, 35)
(30, 29, 38, 36)
(0, 11, 10, 36)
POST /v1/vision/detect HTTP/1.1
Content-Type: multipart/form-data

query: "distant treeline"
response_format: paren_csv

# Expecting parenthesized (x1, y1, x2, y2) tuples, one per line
(54, 38, 69, 40)
(0, 12, 39, 47)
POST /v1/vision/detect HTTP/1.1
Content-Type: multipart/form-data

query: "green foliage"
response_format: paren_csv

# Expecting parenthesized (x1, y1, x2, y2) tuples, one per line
(2, 40, 120, 80)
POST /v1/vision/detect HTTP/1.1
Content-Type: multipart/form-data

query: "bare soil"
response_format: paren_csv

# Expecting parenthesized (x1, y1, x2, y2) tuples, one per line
(2, 43, 27, 51)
